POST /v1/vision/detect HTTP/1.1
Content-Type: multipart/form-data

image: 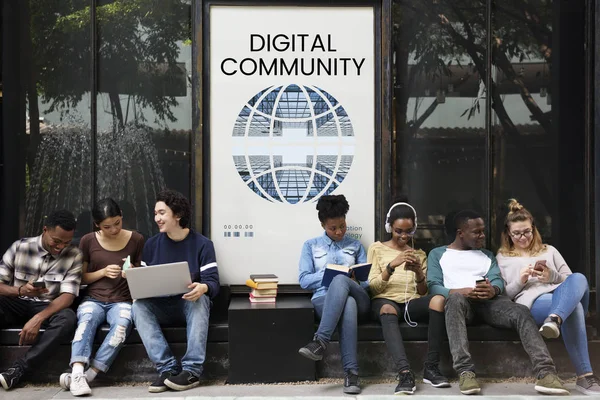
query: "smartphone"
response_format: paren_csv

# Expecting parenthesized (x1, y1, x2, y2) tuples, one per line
(475, 278, 486, 284)
(32, 280, 46, 288)
(533, 260, 546, 272)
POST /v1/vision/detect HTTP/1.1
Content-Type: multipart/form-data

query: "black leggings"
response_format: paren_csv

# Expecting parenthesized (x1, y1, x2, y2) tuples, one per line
(372, 295, 446, 372)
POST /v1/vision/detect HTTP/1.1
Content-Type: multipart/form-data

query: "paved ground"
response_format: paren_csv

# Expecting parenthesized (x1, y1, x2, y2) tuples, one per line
(0, 379, 589, 399)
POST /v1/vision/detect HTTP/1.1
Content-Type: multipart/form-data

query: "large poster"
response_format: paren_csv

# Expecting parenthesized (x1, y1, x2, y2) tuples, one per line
(209, 6, 375, 284)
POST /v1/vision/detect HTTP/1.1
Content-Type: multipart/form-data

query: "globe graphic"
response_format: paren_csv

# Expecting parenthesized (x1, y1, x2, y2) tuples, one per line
(232, 84, 355, 204)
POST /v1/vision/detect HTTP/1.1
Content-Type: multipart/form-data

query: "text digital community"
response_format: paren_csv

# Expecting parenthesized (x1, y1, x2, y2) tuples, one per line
(220, 34, 366, 76)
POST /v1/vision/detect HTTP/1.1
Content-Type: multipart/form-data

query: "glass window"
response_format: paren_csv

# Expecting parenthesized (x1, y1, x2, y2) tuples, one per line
(491, 1, 587, 273)
(391, 1, 487, 251)
(96, 0, 192, 238)
(25, 1, 92, 242)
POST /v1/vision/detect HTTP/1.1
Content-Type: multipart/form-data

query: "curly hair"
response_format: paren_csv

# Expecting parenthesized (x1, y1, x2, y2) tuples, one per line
(498, 199, 546, 256)
(157, 189, 191, 228)
(45, 209, 77, 231)
(316, 194, 349, 223)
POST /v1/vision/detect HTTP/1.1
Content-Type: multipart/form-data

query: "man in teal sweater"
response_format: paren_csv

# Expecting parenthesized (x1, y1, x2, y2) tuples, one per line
(427, 210, 567, 396)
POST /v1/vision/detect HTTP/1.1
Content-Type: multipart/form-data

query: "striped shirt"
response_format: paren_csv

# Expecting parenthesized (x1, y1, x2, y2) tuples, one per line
(0, 235, 83, 301)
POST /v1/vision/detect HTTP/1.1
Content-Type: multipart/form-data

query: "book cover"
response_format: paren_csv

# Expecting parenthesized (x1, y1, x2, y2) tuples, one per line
(245, 279, 278, 290)
(249, 295, 277, 303)
(249, 292, 276, 299)
(321, 263, 372, 287)
(251, 288, 278, 297)
(249, 273, 279, 283)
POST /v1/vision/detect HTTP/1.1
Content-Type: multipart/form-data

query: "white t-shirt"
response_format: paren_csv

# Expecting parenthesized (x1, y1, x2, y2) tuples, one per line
(439, 248, 492, 289)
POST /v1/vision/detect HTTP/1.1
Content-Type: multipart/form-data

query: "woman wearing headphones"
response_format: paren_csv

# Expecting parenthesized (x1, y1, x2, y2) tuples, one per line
(367, 199, 449, 395)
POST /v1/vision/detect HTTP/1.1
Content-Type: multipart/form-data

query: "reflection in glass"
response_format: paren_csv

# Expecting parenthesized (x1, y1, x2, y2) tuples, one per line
(491, 1, 556, 249)
(392, 0, 487, 250)
(25, 1, 92, 238)
(96, 0, 192, 237)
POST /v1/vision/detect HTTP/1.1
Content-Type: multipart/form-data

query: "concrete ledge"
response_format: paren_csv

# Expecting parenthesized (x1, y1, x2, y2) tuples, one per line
(0, 343, 229, 383)
(318, 340, 600, 379)
(2, 340, 600, 383)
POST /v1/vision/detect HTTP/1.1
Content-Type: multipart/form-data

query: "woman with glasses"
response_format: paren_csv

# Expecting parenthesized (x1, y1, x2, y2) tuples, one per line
(496, 199, 599, 396)
(367, 200, 449, 395)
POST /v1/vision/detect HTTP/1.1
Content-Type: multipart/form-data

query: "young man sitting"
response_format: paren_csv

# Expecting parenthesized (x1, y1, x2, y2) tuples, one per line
(427, 210, 568, 396)
(0, 210, 83, 390)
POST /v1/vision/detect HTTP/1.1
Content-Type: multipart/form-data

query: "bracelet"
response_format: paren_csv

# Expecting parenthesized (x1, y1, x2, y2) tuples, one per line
(18, 285, 23, 297)
(415, 277, 426, 284)
(385, 264, 395, 275)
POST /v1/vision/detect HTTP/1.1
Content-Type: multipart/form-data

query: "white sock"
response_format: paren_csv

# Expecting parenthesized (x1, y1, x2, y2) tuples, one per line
(72, 364, 84, 375)
(85, 368, 98, 382)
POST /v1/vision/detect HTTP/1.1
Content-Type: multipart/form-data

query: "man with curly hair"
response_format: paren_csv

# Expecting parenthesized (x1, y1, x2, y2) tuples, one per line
(132, 189, 220, 393)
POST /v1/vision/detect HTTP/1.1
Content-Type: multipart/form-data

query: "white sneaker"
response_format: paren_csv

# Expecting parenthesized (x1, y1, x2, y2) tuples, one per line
(539, 316, 561, 339)
(70, 373, 91, 396)
(59, 373, 71, 390)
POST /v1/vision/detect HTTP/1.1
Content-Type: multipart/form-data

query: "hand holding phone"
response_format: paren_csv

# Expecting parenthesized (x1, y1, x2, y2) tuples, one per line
(32, 280, 46, 289)
(533, 260, 546, 272)
(473, 277, 494, 299)
(21, 280, 48, 297)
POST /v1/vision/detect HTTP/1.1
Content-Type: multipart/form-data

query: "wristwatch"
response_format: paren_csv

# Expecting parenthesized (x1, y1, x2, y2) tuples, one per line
(386, 263, 395, 275)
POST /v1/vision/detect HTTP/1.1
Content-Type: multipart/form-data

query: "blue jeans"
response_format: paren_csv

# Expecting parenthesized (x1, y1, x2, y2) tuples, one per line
(70, 298, 133, 372)
(312, 274, 370, 374)
(530, 272, 592, 376)
(131, 295, 211, 377)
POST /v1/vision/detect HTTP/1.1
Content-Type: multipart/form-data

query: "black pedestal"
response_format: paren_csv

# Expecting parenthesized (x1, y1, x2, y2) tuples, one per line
(227, 296, 316, 383)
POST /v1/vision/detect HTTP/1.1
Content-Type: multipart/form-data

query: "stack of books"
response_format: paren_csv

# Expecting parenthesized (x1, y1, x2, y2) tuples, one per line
(245, 274, 278, 303)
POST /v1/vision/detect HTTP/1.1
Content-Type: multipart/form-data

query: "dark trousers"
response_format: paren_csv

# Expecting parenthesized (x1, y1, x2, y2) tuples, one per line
(445, 293, 556, 377)
(372, 295, 446, 372)
(0, 296, 76, 371)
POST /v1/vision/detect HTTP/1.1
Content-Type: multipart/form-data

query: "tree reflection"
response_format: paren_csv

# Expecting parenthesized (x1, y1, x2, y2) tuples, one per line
(392, 0, 554, 225)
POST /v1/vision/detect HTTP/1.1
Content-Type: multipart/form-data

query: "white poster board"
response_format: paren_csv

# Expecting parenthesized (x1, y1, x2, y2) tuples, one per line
(209, 6, 375, 284)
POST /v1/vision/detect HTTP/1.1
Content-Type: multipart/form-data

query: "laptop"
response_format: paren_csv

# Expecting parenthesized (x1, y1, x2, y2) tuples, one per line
(126, 261, 192, 300)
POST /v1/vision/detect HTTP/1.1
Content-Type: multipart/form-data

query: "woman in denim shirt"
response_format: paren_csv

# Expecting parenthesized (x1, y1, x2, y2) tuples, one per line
(298, 195, 370, 394)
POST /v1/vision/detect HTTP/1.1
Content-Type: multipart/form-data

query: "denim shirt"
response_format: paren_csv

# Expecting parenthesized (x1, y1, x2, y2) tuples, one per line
(298, 232, 368, 300)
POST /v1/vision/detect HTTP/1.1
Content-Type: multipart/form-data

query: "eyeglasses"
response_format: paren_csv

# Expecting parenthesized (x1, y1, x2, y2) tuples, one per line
(394, 229, 416, 236)
(509, 230, 533, 239)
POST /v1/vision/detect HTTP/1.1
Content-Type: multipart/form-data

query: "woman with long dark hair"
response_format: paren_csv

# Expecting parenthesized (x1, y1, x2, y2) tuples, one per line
(61, 198, 144, 396)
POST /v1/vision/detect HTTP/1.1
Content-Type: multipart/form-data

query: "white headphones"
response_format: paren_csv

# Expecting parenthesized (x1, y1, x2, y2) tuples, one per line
(385, 202, 418, 233)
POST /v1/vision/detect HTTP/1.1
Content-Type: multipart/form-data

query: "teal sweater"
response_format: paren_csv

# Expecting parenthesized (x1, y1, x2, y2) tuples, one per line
(427, 245, 505, 298)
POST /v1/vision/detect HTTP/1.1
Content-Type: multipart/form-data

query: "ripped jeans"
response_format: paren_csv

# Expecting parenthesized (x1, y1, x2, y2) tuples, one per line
(69, 297, 133, 372)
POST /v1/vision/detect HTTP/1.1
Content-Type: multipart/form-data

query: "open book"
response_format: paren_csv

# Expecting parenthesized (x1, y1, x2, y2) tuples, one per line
(321, 263, 372, 287)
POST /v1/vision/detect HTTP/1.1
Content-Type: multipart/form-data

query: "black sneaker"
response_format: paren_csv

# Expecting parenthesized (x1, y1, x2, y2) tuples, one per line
(0, 365, 25, 390)
(148, 371, 174, 393)
(298, 338, 326, 361)
(395, 370, 416, 395)
(423, 364, 451, 388)
(164, 370, 200, 391)
(343, 371, 361, 394)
